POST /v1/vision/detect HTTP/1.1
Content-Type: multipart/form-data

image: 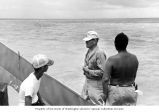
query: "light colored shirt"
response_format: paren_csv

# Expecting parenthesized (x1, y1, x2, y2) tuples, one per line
(82, 46, 106, 104)
(84, 46, 106, 79)
(18, 72, 41, 106)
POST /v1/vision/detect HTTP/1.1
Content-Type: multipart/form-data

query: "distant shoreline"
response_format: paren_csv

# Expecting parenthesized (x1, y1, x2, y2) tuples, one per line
(0, 18, 159, 23)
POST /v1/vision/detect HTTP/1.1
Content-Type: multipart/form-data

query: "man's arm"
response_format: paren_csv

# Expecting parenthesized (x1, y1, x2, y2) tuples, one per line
(24, 86, 34, 106)
(102, 58, 112, 100)
(83, 52, 106, 78)
(25, 96, 32, 106)
(134, 55, 139, 80)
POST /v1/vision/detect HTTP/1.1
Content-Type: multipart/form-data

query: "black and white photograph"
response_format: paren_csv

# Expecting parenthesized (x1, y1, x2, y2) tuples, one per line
(0, 0, 159, 110)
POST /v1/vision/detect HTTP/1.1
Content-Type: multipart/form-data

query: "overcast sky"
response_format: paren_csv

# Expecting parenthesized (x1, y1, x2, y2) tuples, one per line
(0, 0, 159, 19)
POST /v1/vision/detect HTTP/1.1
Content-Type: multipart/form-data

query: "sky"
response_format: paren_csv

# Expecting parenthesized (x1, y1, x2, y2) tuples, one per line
(0, 0, 159, 19)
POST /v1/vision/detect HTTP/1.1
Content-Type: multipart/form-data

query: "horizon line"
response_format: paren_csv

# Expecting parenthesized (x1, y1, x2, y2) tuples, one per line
(0, 17, 159, 20)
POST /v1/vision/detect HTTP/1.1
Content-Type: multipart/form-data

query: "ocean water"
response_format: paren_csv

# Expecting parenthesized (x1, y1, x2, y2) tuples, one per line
(0, 19, 159, 105)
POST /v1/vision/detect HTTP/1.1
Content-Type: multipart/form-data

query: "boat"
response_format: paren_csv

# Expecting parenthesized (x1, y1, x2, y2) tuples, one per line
(0, 42, 93, 105)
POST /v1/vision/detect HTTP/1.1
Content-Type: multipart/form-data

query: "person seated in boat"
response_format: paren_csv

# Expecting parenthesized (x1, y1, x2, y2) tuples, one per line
(102, 32, 139, 106)
(18, 54, 54, 106)
(81, 31, 107, 105)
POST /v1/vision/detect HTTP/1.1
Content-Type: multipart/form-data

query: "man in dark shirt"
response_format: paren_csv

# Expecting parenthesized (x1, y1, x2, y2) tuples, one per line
(102, 32, 139, 106)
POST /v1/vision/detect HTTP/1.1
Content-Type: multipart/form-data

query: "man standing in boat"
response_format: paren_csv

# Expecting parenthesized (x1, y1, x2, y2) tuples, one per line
(102, 32, 139, 105)
(18, 54, 54, 106)
(81, 31, 107, 105)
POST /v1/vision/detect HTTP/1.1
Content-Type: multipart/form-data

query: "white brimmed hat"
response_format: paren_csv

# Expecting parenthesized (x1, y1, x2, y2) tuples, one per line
(83, 31, 99, 41)
(32, 54, 54, 68)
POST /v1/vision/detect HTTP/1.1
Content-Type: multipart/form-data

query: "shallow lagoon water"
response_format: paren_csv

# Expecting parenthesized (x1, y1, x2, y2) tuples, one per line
(0, 19, 159, 105)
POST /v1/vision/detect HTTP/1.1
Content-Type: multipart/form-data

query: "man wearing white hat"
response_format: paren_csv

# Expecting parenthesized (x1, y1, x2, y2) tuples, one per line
(82, 31, 107, 105)
(18, 54, 54, 106)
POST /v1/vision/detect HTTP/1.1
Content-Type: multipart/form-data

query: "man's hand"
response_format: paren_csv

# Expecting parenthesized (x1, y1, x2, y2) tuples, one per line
(83, 66, 93, 78)
(25, 96, 32, 106)
(83, 66, 89, 73)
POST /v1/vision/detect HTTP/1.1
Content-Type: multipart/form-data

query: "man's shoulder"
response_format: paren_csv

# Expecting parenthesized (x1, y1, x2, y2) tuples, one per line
(20, 80, 33, 91)
(96, 48, 106, 55)
(110, 52, 138, 60)
(128, 52, 138, 60)
(107, 55, 117, 61)
(21, 73, 34, 85)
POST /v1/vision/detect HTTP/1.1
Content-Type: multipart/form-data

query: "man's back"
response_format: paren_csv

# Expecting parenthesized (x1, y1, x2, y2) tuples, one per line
(109, 52, 138, 85)
(103, 32, 139, 106)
